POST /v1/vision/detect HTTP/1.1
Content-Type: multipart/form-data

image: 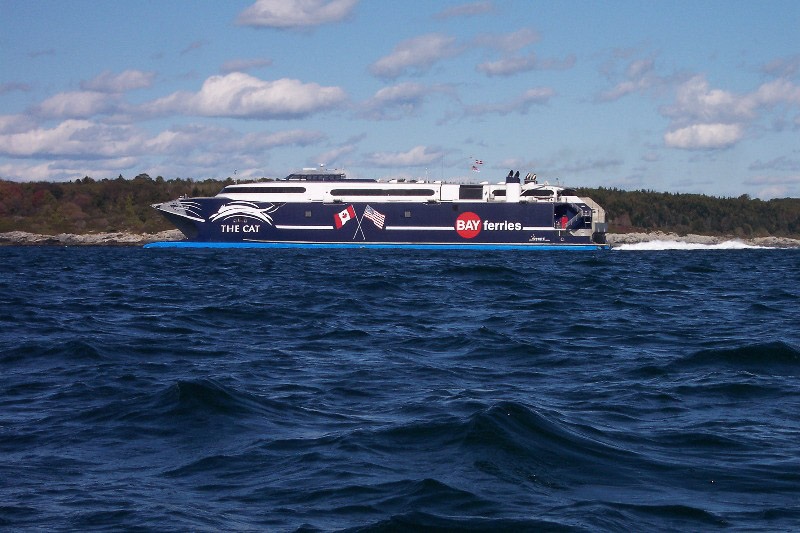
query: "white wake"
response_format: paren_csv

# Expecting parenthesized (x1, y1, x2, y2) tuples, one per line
(614, 239, 772, 251)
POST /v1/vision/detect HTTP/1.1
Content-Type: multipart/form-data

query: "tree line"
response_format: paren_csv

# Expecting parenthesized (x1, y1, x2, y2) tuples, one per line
(577, 187, 800, 238)
(0, 174, 229, 235)
(1, 174, 798, 237)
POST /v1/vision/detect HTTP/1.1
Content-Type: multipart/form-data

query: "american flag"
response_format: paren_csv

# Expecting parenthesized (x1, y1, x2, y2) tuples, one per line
(363, 205, 386, 229)
(474, 159, 483, 165)
(471, 165, 480, 172)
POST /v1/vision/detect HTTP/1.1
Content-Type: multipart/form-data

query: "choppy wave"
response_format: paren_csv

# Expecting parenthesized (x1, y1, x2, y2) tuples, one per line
(676, 341, 800, 371)
(1, 246, 799, 530)
(615, 239, 771, 250)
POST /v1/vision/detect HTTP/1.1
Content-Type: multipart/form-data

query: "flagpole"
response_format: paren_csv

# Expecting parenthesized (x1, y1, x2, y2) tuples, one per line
(352, 206, 366, 241)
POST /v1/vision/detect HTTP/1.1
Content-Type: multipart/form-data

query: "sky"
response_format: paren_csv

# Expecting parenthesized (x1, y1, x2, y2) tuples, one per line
(1, 0, 799, 198)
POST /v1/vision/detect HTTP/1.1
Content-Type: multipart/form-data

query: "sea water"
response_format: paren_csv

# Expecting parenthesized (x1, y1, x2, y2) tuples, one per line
(1, 245, 799, 530)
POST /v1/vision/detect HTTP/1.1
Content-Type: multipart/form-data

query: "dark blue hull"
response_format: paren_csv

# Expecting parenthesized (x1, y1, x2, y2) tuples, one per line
(157, 198, 606, 247)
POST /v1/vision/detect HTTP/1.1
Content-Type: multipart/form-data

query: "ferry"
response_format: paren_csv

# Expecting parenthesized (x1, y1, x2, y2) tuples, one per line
(148, 169, 608, 249)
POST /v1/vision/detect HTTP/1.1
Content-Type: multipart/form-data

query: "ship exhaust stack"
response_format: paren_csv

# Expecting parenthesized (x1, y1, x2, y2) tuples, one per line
(506, 170, 521, 203)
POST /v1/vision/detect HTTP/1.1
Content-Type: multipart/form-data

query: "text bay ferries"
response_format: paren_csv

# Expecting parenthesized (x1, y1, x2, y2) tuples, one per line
(149, 169, 609, 249)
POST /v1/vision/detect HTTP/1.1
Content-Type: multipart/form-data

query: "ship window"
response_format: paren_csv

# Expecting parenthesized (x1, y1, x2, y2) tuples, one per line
(221, 186, 306, 194)
(305, 210, 312, 218)
(330, 188, 435, 196)
(286, 173, 347, 181)
(459, 185, 483, 199)
(522, 189, 553, 197)
(404, 210, 411, 218)
(492, 190, 506, 196)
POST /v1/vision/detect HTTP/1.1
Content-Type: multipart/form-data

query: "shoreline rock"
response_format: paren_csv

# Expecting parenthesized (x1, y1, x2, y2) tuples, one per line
(0, 230, 184, 246)
(1, 229, 799, 248)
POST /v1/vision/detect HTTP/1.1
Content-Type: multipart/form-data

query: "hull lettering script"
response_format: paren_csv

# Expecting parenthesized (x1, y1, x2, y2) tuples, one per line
(221, 224, 261, 233)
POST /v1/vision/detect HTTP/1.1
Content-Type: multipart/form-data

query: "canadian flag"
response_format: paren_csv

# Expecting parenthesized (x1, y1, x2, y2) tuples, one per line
(334, 205, 356, 229)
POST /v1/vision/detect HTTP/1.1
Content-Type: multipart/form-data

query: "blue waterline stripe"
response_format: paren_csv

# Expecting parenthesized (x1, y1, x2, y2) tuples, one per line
(144, 241, 609, 250)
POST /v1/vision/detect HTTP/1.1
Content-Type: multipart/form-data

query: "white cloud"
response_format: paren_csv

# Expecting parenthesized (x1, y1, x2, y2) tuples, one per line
(359, 82, 454, 120)
(433, 1, 494, 20)
(477, 55, 534, 77)
(53, 157, 141, 172)
(597, 58, 655, 101)
(365, 145, 442, 167)
(755, 185, 790, 199)
(220, 57, 273, 74)
(180, 39, 209, 55)
(661, 75, 800, 149)
(751, 78, 800, 106)
(0, 161, 60, 181)
(313, 143, 357, 166)
(749, 156, 800, 172)
(464, 87, 554, 117)
(370, 34, 463, 79)
(476, 52, 575, 77)
(80, 70, 156, 93)
(142, 72, 347, 119)
(495, 157, 537, 171)
(472, 29, 572, 77)
(474, 28, 539, 53)
(0, 114, 37, 134)
(761, 54, 800, 78)
(0, 82, 32, 94)
(559, 158, 623, 174)
(370, 82, 429, 105)
(35, 91, 120, 119)
(260, 129, 325, 146)
(662, 75, 756, 123)
(143, 125, 227, 155)
(595, 57, 679, 102)
(744, 174, 800, 186)
(742, 175, 800, 199)
(0, 157, 143, 181)
(236, 0, 358, 28)
(0, 114, 333, 173)
(664, 123, 744, 149)
(0, 120, 144, 158)
(221, 129, 326, 153)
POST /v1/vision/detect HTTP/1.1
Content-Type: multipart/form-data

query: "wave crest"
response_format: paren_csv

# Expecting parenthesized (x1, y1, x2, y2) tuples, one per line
(615, 240, 771, 251)
(677, 341, 800, 370)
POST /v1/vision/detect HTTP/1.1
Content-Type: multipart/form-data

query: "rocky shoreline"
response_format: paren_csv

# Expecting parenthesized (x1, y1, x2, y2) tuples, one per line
(0, 230, 185, 246)
(2, 229, 799, 248)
